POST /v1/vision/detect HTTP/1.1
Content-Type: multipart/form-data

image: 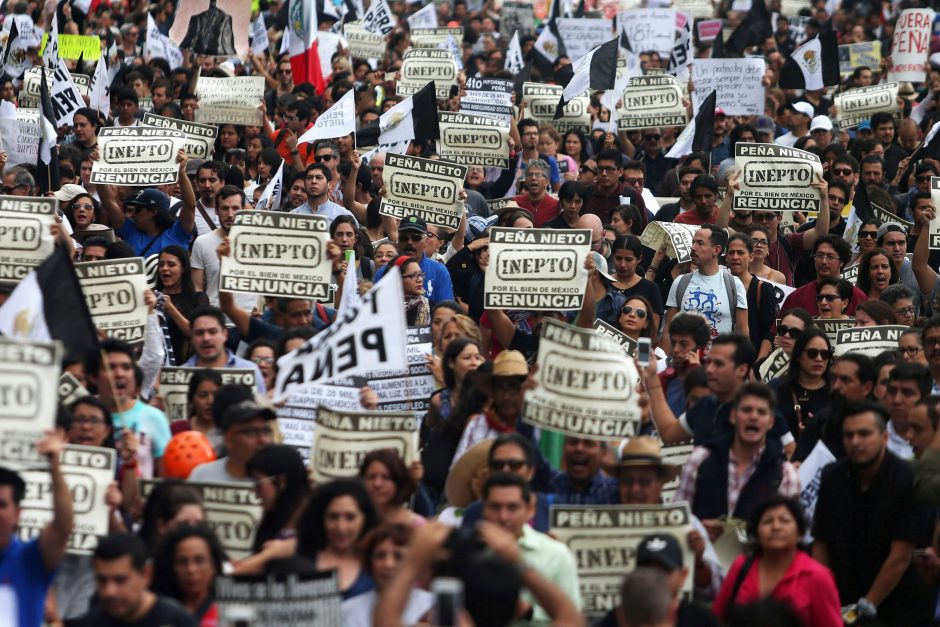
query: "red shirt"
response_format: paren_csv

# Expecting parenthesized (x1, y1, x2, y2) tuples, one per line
(674, 208, 719, 225)
(513, 193, 559, 227)
(780, 281, 867, 316)
(713, 551, 842, 627)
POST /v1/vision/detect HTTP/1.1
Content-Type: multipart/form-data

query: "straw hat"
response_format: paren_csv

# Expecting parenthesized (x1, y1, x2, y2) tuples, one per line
(602, 436, 680, 483)
(468, 350, 529, 393)
(445, 439, 494, 507)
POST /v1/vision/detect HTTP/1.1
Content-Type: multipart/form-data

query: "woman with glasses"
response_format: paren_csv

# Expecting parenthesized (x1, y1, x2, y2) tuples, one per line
(726, 234, 777, 359)
(759, 309, 815, 381)
(359, 449, 426, 527)
(770, 328, 834, 438)
(617, 296, 668, 367)
(244, 339, 276, 396)
(392, 256, 430, 326)
(880, 284, 917, 326)
(742, 225, 786, 284)
(609, 235, 664, 330)
(64, 192, 108, 238)
(898, 328, 928, 365)
(814, 277, 852, 320)
(851, 219, 881, 264)
(856, 248, 899, 301)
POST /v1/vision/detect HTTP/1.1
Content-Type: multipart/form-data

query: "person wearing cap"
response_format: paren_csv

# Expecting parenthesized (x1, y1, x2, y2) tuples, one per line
(774, 102, 813, 147)
(512, 159, 559, 227)
(809, 115, 833, 149)
(189, 398, 275, 483)
(877, 220, 923, 314)
(755, 115, 776, 143)
(373, 215, 454, 305)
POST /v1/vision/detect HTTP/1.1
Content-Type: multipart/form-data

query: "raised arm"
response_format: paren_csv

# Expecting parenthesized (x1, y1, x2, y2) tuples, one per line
(802, 174, 831, 250)
(913, 206, 938, 294)
(639, 356, 694, 443)
(37, 430, 73, 571)
(716, 170, 737, 229)
(176, 149, 196, 234)
(216, 238, 252, 337)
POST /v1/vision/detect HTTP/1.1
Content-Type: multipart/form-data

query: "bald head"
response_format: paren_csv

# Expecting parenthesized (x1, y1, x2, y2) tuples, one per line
(899, 118, 919, 151)
(577, 214, 605, 251)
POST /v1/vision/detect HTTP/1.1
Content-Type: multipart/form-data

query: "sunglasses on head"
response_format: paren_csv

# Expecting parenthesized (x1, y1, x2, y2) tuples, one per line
(777, 325, 802, 338)
(621, 305, 647, 319)
(804, 348, 832, 360)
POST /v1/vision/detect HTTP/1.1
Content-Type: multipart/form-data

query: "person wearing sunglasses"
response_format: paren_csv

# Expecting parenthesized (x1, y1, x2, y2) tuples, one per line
(851, 219, 881, 264)
(768, 328, 834, 438)
(814, 277, 852, 320)
(617, 297, 664, 362)
(791, 178, 850, 286)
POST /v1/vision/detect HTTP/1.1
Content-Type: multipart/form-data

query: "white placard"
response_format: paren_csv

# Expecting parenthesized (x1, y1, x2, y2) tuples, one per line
(398, 48, 457, 99)
(617, 8, 676, 55)
(91, 126, 186, 186)
(691, 58, 766, 116)
(437, 111, 510, 168)
(142, 113, 219, 160)
(380, 153, 468, 229)
(733, 144, 823, 212)
(0, 195, 57, 285)
(889, 8, 933, 83)
(194, 76, 265, 126)
(75, 258, 149, 344)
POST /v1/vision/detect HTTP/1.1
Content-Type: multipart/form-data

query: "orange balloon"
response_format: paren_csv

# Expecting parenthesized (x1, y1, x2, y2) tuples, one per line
(163, 431, 216, 479)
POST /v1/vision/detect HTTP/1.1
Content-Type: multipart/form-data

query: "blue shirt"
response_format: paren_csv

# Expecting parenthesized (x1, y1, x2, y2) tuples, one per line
(373, 254, 454, 305)
(116, 218, 193, 257)
(549, 471, 620, 505)
(0, 537, 56, 627)
(183, 350, 267, 393)
(460, 492, 554, 532)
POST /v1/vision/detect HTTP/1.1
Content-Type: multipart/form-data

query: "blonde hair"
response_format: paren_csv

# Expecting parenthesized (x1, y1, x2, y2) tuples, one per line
(441, 314, 482, 346)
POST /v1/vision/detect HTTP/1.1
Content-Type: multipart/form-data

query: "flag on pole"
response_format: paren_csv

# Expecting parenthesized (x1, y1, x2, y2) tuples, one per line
(42, 12, 59, 68)
(88, 54, 111, 117)
(298, 89, 356, 145)
(37, 68, 60, 195)
(361, 0, 396, 35)
(0, 17, 28, 79)
(256, 161, 285, 211)
(534, 18, 567, 63)
(666, 90, 716, 159)
(778, 32, 840, 90)
(505, 32, 525, 73)
(336, 253, 362, 318)
(408, 3, 438, 29)
(554, 38, 618, 119)
(358, 81, 440, 145)
(288, 0, 327, 94)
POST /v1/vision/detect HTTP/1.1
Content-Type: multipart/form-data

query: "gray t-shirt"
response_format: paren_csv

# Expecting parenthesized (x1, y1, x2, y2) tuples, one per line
(188, 458, 250, 484)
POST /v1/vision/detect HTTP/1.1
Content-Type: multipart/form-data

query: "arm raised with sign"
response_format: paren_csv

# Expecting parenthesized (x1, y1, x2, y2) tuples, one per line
(175, 149, 196, 235)
(803, 174, 831, 251)
(912, 205, 938, 295)
(37, 430, 73, 571)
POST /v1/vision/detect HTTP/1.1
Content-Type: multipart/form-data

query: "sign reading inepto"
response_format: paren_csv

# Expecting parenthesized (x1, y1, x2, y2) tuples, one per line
(398, 48, 457, 99)
(523, 82, 591, 133)
(616, 75, 688, 130)
(437, 111, 510, 168)
(0, 195, 55, 284)
(733, 144, 823, 212)
(91, 126, 186, 186)
(380, 153, 467, 229)
(75, 258, 149, 343)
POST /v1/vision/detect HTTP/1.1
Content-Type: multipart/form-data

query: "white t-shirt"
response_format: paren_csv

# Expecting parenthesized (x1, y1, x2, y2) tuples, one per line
(190, 230, 258, 317)
(666, 269, 747, 337)
(193, 201, 219, 237)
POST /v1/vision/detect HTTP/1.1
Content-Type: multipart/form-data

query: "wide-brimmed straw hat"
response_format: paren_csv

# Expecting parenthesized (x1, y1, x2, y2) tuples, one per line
(445, 439, 494, 507)
(602, 436, 680, 483)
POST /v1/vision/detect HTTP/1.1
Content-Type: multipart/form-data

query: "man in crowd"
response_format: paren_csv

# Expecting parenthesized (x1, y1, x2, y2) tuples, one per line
(512, 159, 559, 227)
(189, 398, 275, 483)
(290, 163, 357, 224)
(192, 161, 226, 236)
(373, 215, 454, 304)
(183, 307, 266, 392)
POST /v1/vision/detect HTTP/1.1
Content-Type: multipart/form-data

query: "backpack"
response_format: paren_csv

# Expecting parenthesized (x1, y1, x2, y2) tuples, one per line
(674, 268, 740, 330)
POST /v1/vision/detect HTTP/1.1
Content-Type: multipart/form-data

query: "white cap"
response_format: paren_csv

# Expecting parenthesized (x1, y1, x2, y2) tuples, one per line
(791, 101, 815, 118)
(810, 115, 833, 132)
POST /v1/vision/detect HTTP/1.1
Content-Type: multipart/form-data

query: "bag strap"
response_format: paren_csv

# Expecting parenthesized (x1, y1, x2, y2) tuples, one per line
(139, 227, 169, 257)
(722, 269, 739, 329)
(729, 553, 757, 605)
(675, 272, 694, 309)
(196, 203, 218, 231)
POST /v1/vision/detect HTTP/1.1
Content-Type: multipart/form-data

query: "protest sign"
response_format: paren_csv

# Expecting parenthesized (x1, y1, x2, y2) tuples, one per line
(486, 198, 520, 213)
(592, 318, 638, 356)
(765, 279, 797, 311)
(0, 195, 56, 285)
(838, 41, 881, 76)
(75, 258, 149, 344)
(220, 211, 332, 300)
(834, 325, 908, 357)
(616, 75, 688, 130)
(141, 113, 218, 160)
(142, 480, 262, 560)
(816, 318, 855, 346)
(168, 0, 250, 57)
(842, 263, 859, 285)
(696, 19, 722, 41)
(364, 326, 436, 412)
(379, 153, 467, 229)
(551, 504, 693, 614)
(18, 445, 115, 554)
(90, 127, 186, 186)
(617, 8, 676, 55)
(500, 0, 536, 38)
(47, 60, 87, 127)
(343, 22, 387, 59)
(691, 58, 766, 115)
(461, 77, 514, 123)
(275, 268, 408, 397)
(638, 221, 697, 263)
(889, 8, 933, 82)
(835, 83, 899, 130)
(39, 33, 101, 60)
(215, 571, 342, 626)
(195, 76, 265, 126)
(361, 0, 397, 35)
(929, 177, 940, 248)
(557, 18, 612, 62)
(797, 441, 835, 541)
(523, 83, 591, 133)
(250, 14, 269, 55)
(399, 48, 457, 99)
(485, 227, 591, 310)
(733, 144, 823, 212)
(311, 407, 419, 483)
(660, 440, 694, 503)
(758, 347, 789, 382)
(58, 371, 89, 406)
(0, 106, 39, 166)
(524, 319, 641, 438)
(158, 368, 257, 422)
(277, 384, 364, 461)
(0, 338, 62, 470)
(676, 0, 713, 18)
(437, 111, 510, 168)
(411, 27, 464, 48)
(17, 67, 53, 108)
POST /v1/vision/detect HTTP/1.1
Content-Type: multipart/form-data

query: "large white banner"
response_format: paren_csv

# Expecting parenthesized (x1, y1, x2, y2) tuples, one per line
(617, 8, 676, 55)
(691, 58, 765, 115)
(889, 8, 933, 82)
(75, 258, 149, 344)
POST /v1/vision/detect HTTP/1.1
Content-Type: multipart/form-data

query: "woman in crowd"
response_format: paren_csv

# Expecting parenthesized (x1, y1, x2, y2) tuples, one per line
(814, 278, 852, 320)
(155, 245, 210, 363)
(856, 248, 898, 301)
(64, 192, 108, 237)
(245, 339, 276, 394)
(726, 234, 776, 359)
(139, 480, 207, 554)
(392, 256, 430, 326)
(743, 225, 787, 284)
(67, 396, 116, 449)
(610, 235, 663, 332)
(547, 181, 589, 229)
(296, 479, 379, 599)
(609, 204, 643, 237)
(561, 129, 590, 169)
(215, 124, 245, 160)
(256, 148, 283, 188)
(770, 328, 833, 438)
(170, 370, 223, 452)
(851, 219, 882, 264)
(359, 449, 425, 527)
(713, 496, 841, 626)
(899, 328, 928, 365)
(539, 124, 576, 183)
(152, 524, 228, 626)
(373, 241, 398, 270)
(774, 309, 814, 354)
(429, 337, 485, 423)
(332, 215, 374, 281)
(855, 299, 899, 326)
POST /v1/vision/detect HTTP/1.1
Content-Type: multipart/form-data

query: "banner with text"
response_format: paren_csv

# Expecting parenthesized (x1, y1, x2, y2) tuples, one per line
(0, 195, 56, 285)
(889, 8, 933, 83)
(437, 111, 510, 168)
(0, 339, 62, 470)
(616, 75, 688, 130)
(75, 258, 148, 344)
(835, 82, 898, 130)
(215, 571, 342, 626)
(91, 127, 186, 186)
(834, 325, 908, 357)
(638, 221, 697, 263)
(523, 82, 591, 133)
(592, 318, 638, 356)
(398, 49, 457, 99)
(141, 113, 218, 160)
(380, 153, 467, 229)
(344, 22, 387, 59)
(838, 41, 881, 77)
(691, 58, 765, 115)
(195, 76, 265, 126)
(461, 77, 514, 124)
(159, 368, 257, 422)
(733, 144, 823, 212)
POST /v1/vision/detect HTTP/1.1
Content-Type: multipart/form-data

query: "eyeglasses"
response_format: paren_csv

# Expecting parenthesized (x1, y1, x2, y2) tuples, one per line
(751, 238, 769, 247)
(253, 476, 277, 491)
(917, 175, 932, 183)
(277, 69, 292, 75)
(72, 203, 95, 210)
(317, 154, 337, 162)
(895, 306, 915, 315)
(777, 325, 803, 338)
(489, 459, 528, 471)
(1, 184, 26, 194)
(427, 232, 442, 240)
(597, 166, 619, 173)
(620, 305, 648, 319)
(252, 356, 275, 365)
(623, 177, 644, 186)
(815, 293, 842, 302)
(858, 230, 878, 239)
(900, 346, 923, 355)
(580, 166, 597, 175)
(72, 417, 108, 426)
(402, 272, 425, 280)
(813, 253, 839, 262)
(832, 168, 854, 176)
(804, 348, 832, 361)
(752, 213, 777, 222)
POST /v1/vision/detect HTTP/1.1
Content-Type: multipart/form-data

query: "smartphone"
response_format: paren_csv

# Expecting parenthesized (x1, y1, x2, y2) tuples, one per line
(431, 577, 464, 627)
(637, 337, 652, 367)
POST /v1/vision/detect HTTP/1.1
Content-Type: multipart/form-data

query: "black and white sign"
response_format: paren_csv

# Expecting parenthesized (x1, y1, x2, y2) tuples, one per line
(733, 144, 823, 212)
(142, 113, 219, 160)
(437, 111, 510, 168)
(380, 153, 467, 229)
(834, 325, 908, 357)
(0, 195, 56, 284)
(194, 76, 265, 126)
(398, 48, 457, 100)
(159, 368, 257, 422)
(215, 571, 342, 626)
(91, 127, 186, 186)
(523, 82, 591, 133)
(75, 258, 148, 344)
(835, 82, 898, 129)
(616, 75, 688, 130)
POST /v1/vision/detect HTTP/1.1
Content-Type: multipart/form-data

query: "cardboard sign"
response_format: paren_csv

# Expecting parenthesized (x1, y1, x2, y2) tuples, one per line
(484, 227, 591, 310)
(835, 83, 899, 130)
(18, 445, 115, 555)
(75, 258, 149, 344)
(929, 177, 940, 249)
(17, 67, 54, 108)
(0, 107, 40, 166)
(194, 76, 265, 126)
(834, 325, 908, 357)
(58, 372, 90, 406)
(757, 346, 789, 382)
(398, 49, 457, 100)
(691, 58, 766, 115)
(842, 263, 859, 285)
(638, 221, 697, 263)
(0, 338, 62, 470)
(838, 41, 881, 76)
(411, 27, 464, 48)
(616, 75, 688, 130)
(168, 0, 251, 58)
(523, 82, 591, 133)
(437, 111, 510, 168)
(617, 8, 676, 55)
(816, 318, 855, 346)
(380, 153, 468, 229)
(461, 77, 514, 123)
(158, 368, 257, 422)
(278, 384, 364, 462)
(676, 0, 714, 19)
(797, 440, 835, 542)
(361, 0, 397, 35)
(142, 480, 262, 560)
(311, 407, 419, 483)
(557, 18, 613, 62)
(141, 113, 218, 160)
(733, 144, 823, 212)
(696, 19, 722, 41)
(91, 127, 186, 186)
(0, 195, 56, 285)
(363, 326, 436, 413)
(524, 319, 641, 438)
(550, 503, 694, 615)
(215, 572, 342, 626)
(39, 33, 101, 60)
(500, 0, 537, 38)
(592, 318, 638, 356)
(889, 8, 933, 83)
(344, 22, 387, 60)
(220, 211, 332, 301)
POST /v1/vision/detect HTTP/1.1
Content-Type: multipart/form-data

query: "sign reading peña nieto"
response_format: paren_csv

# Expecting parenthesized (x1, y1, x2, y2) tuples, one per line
(733, 144, 823, 212)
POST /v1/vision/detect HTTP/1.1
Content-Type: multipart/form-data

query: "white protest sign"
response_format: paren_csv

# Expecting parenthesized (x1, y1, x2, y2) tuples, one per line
(817, 318, 855, 346)
(551, 503, 694, 615)
(764, 279, 796, 311)
(18, 445, 115, 555)
(835, 83, 898, 130)
(275, 268, 408, 398)
(660, 440, 694, 503)
(557, 18, 612, 62)
(733, 144, 823, 212)
(75, 258, 148, 344)
(51, 58, 87, 127)
(523, 82, 591, 133)
(0, 195, 57, 285)
(195, 76, 265, 126)
(145, 12, 184, 68)
(142, 113, 218, 160)
(0, 338, 62, 470)
(691, 58, 765, 115)
(757, 346, 789, 382)
(221, 212, 332, 301)
(461, 77, 514, 123)
(169, 0, 250, 57)
(617, 8, 676, 55)
(500, 0, 536, 39)
(592, 318, 638, 356)
(411, 27, 464, 48)
(616, 75, 688, 130)
(215, 572, 342, 625)
(0, 107, 40, 166)
(58, 371, 90, 406)
(889, 8, 933, 83)
(91, 127, 186, 186)
(17, 67, 55, 108)
(311, 407, 419, 483)
(158, 368, 257, 422)
(524, 319, 641, 438)
(928, 177, 940, 249)
(361, 0, 396, 35)
(343, 22, 387, 60)
(250, 14, 269, 55)
(278, 384, 364, 462)
(363, 326, 436, 413)
(437, 111, 510, 168)
(834, 325, 908, 357)
(398, 48, 457, 99)
(380, 153, 467, 229)
(638, 221, 697, 263)
(797, 440, 835, 541)
(142, 480, 262, 560)
(675, 0, 713, 18)
(485, 228, 591, 310)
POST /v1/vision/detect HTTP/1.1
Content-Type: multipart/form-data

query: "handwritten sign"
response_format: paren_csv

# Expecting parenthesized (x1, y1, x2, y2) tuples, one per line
(889, 8, 933, 82)
(691, 58, 766, 115)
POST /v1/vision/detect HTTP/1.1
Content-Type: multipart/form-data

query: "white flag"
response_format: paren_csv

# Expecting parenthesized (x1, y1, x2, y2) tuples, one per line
(361, 0, 396, 35)
(505, 32, 524, 73)
(255, 161, 284, 211)
(51, 59, 86, 127)
(298, 89, 356, 144)
(88, 54, 110, 117)
(42, 13, 58, 68)
(336, 253, 363, 318)
(250, 15, 270, 55)
(438, 34, 463, 71)
(145, 13, 183, 68)
(408, 3, 438, 29)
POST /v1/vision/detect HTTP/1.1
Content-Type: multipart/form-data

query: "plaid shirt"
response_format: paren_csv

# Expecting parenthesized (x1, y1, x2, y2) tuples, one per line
(549, 471, 620, 505)
(675, 445, 800, 515)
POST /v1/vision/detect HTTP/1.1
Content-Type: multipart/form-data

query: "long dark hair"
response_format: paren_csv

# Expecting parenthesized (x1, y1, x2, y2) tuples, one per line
(155, 245, 197, 296)
(65, 193, 102, 231)
(151, 524, 227, 601)
(295, 479, 378, 556)
(856, 248, 898, 296)
(138, 480, 205, 554)
(562, 129, 589, 163)
(783, 327, 832, 385)
(358, 448, 415, 506)
(442, 337, 482, 390)
(247, 445, 310, 552)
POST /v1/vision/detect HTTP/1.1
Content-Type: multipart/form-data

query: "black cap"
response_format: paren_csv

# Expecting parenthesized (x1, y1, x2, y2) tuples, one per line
(221, 399, 276, 432)
(399, 215, 428, 234)
(636, 534, 683, 571)
(126, 188, 170, 212)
